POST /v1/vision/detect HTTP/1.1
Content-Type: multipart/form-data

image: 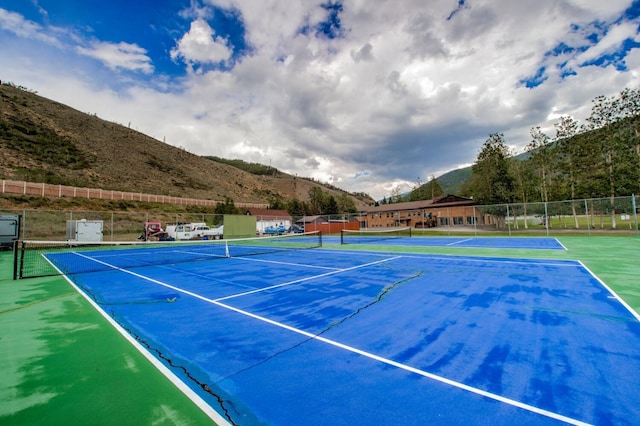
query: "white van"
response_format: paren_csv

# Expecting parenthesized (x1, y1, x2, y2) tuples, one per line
(165, 223, 196, 240)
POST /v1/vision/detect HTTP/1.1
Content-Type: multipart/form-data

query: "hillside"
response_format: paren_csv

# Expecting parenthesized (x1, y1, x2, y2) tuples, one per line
(0, 83, 374, 209)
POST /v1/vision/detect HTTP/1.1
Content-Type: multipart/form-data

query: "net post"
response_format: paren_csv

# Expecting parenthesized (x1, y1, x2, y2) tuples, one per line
(340, 230, 344, 245)
(12, 241, 18, 280)
(225, 241, 230, 258)
(408, 227, 412, 238)
(319, 231, 323, 248)
(18, 240, 26, 280)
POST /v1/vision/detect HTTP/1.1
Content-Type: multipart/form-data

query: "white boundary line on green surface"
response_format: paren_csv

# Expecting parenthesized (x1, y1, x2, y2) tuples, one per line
(52, 264, 233, 426)
(68, 251, 591, 426)
(579, 260, 640, 322)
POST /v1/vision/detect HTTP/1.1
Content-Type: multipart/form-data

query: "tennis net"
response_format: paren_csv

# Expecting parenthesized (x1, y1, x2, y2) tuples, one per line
(340, 227, 412, 244)
(16, 231, 322, 279)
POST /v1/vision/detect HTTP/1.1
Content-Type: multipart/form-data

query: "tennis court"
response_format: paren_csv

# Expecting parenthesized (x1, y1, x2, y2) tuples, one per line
(337, 230, 566, 250)
(13, 233, 640, 425)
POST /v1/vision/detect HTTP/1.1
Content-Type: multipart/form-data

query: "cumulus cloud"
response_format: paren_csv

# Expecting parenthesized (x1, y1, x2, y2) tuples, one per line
(1, 1, 639, 199)
(170, 18, 233, 70)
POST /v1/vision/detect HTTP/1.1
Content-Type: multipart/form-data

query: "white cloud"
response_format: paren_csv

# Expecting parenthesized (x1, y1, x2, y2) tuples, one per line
(1, 1, 639, 200)
(170, 18, 232, 69)
(576, 21, 640, 64)
(0, 7, 61, 46)
(76, 41, 153, 73)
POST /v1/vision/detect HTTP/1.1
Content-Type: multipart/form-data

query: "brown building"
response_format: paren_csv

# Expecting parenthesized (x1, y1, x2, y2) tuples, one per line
(361, 194, 483, 229)
(296, 215, 360, 233)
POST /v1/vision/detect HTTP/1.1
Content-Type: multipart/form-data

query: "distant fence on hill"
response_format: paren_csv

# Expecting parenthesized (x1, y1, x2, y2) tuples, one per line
(0, 179, 268, 209)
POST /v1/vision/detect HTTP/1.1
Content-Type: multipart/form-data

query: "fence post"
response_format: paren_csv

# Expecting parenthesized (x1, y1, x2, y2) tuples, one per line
(584, 199, 590, 237)
(633, 194, 638, 236)
(544, 202, 549, 236)
(473, 206, 477, 236)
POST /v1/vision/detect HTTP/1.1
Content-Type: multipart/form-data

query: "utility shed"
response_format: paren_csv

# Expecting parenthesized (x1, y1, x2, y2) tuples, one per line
(0, 214, 20, 249)
(66, 219, 103, 242)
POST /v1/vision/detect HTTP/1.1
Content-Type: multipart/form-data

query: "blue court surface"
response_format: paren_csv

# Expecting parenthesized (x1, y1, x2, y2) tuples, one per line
(334, 235, 567, 250)
(50, 244, 639, 425)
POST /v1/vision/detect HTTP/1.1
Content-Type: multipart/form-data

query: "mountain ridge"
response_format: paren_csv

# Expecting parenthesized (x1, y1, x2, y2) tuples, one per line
(0, 83, 374, 209)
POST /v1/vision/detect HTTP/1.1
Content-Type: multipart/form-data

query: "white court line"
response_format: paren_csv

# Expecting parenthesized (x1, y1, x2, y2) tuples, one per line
(555, 238, 569, 250)
(215, 256, 402, 302)
(71, 251, 590, 426)
(225, 255, 338, 270)
(49, 254, 232, 426)
(578, 260, 640, 322)
(389, 252, 582, 268)
(446, 238, 474, 246)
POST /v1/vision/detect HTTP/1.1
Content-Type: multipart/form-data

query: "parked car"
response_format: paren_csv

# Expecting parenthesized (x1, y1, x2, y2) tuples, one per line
(288, 224, 304, 233)
(202, 225, 223, 239)
(264, 225, 287, 235)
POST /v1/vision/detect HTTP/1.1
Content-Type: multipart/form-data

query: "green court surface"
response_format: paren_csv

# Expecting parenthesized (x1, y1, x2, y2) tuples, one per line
(0, 252, 216, 425)
(1, 235, 639, 425)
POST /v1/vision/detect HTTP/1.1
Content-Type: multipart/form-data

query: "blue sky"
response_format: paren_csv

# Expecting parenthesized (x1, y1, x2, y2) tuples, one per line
(1, 0, 639, 199)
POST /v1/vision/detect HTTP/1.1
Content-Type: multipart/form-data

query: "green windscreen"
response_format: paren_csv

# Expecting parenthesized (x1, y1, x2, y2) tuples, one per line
(223, 214, 256, 239)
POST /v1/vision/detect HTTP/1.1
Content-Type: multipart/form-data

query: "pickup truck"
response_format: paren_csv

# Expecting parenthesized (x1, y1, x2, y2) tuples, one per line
(166, 223, 223, 240)
(200, 225, 223, 240)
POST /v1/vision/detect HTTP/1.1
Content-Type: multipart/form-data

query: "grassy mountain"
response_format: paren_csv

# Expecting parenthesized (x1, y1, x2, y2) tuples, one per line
(417, 151, 533, 199)
(0, 83, 374, 209)
(432, 167, 473, 196)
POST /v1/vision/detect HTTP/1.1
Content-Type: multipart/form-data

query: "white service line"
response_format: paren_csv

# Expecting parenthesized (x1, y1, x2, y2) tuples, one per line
(446, 238, 474, 246)
(71, 251, 590, 426)
(215, 255, 401, 301)
(224, 255, 338, 270)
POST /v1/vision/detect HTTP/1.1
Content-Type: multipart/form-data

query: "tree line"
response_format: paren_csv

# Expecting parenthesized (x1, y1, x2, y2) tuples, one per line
(463, 87, 640, 212)
(269, 186, 358, 216)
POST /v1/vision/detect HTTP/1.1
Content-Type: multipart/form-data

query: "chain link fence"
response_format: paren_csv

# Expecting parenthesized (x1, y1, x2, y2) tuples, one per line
(461, 195, 640, 236)
(1, 195, 639, 240)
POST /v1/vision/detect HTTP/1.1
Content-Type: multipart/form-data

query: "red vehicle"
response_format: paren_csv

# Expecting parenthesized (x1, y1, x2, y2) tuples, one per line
(141, 222, 164, 240)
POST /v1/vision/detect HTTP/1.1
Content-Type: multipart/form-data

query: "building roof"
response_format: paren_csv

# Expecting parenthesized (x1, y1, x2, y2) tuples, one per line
(296, 215, 328, 224)
(246, 209, 292, 220)
(365, 194, 474, 213)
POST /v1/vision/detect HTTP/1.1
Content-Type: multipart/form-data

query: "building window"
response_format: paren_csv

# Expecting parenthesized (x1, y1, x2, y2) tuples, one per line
(467, 216, 477, 225)
(453, 216, 464, 225)
(440, 217, 449, 226)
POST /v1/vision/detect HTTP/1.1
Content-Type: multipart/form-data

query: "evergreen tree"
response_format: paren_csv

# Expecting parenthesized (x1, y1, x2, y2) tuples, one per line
(467, 133, 514, 205)
(324, 195, 339, 214)
(214, 197, 238, 215)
